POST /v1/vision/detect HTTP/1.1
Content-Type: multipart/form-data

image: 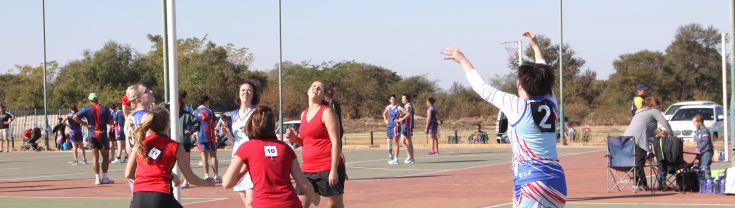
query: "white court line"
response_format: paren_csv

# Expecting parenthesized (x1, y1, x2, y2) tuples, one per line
(181, 197, 228, 205)
(571, 202, 734, 207)
(349, 149, 603, 182)
(484, 202, 512, 208)
(345, 152, 499, 165)
(0, 195, 226, 202)
(348, 166, 443, 171)
(3, 168, 125, 180)
(0, 154, 68, 162)
(0, 168, 20, 171)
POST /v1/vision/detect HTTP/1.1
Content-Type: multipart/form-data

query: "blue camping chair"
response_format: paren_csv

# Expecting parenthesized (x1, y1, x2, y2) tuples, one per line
(606, 136, 638, 192)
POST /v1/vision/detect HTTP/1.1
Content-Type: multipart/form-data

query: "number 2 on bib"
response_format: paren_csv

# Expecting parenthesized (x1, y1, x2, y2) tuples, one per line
(530, 102, 557, 132)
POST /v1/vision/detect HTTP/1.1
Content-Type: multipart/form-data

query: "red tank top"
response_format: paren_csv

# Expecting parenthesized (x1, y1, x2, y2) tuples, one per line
(133, 134, 179, 194)
(299, 105, 343, 172)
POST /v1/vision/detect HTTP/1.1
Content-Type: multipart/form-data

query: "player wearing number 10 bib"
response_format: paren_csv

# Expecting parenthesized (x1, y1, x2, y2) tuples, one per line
(443, 32, 567, 208)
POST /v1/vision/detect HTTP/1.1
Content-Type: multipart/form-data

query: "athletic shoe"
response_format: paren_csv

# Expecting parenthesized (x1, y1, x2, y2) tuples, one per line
(433, 152, 440, 156)
(181, 182, 192, 189)
(99, 177, 115, 184)
(214, 175, 222, 183)
(95, 179, 101, 185)
(111, 159, 121, 164)
(68, 160, 78, 164)
(428, 151, 435, 156)
(70, 161, 79, 166)
(198, 161, 203, 166)
(81, 161, 88, 165)
(388, 159, 398, 165)
(404, 157, 415, 164)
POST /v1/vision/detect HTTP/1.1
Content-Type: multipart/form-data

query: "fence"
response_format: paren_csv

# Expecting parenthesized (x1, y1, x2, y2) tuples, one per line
(5, 108, 74, 150)
(341, 127, 624, 147)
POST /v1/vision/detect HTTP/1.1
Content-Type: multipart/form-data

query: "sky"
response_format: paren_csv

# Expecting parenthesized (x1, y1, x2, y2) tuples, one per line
(0, 0, 730, 90)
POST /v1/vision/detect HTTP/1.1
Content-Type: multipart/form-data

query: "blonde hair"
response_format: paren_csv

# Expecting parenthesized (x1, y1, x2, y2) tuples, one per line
(693, 114, 704, 123)
(134, 106, 169, 162)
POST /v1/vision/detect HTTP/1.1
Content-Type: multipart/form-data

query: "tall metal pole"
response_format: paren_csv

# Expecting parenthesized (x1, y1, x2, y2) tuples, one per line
(164, 0, 181, 201)
(162, 0, 169, 103)
(723, 33, 730, 161)
(559, 0, 566, 145)
(278, 0, 284, 139)
(730, 0, 735, 167)
(42, 0, 50, 150)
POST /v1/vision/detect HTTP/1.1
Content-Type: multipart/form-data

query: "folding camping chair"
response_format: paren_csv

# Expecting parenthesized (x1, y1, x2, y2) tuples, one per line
(606, 136, 656, 193)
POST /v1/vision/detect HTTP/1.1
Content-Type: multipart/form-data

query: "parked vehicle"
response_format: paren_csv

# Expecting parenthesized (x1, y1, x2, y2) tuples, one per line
(669, 104, 724, 141)
(275, 120, 302, 143)
(662, 101, 716, 120)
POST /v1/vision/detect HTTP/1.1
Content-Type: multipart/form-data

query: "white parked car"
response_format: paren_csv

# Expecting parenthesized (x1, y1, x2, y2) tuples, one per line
(668, 104, 724, 141)
(662, 101, 716, 121)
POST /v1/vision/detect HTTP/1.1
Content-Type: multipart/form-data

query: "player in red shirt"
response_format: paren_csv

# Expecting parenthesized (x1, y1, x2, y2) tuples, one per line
(286, 81, 345, 208)
(223, 106, 319, 208)
(125, 106, 215, 208)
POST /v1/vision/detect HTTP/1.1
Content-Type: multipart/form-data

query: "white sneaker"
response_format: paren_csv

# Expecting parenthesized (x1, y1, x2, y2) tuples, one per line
(99, 177, 115, 184)
(388, 159, 398, 165)
(68, 160, 78, 164)
(214, 175, 222, 183)
(81, 161, 88, 165)
(181, 181, 192, 189)
(404, 157, 415, 164)
(111, 159, 121, 164)
(71, 161, 79, 166)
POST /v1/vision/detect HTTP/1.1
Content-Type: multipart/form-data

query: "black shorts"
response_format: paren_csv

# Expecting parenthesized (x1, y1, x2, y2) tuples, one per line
(183, 140, 193, 153)
(297, 164, 346, 197)
(130, 192, 182, 208)
(91, 137, 110, 150)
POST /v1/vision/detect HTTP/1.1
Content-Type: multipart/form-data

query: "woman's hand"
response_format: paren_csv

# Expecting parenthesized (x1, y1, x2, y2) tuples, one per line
(441, 48, 467, 63)
(328, 170, 338, 187)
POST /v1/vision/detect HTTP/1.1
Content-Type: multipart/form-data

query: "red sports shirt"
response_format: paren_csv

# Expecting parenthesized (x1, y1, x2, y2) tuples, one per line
(133, 134, 179, 194)
(235, 139, 301, 208)
(299, 105, 344, 173)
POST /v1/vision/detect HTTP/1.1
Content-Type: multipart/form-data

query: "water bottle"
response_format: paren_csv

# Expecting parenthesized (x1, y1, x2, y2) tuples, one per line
(713, 179, 721, 194)
(706, 177, 713, 194)
(721, 176, 728, 194)
(719, 150, 726, 161)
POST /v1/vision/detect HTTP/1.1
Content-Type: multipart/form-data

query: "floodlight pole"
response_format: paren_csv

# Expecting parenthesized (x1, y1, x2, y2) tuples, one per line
(164, 0, 181, 201)
(278, 0, 284, 140)
(730, 0, 735, 167)
(559, 0, 566, 145)
(162, 0, 169, 103)
(42, 0, 50, 150)
(723, 33, 729, 161)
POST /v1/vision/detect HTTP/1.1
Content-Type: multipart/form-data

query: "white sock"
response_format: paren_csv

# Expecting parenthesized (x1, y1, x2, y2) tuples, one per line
(102, 173, 107, 179)
(95, 174, 100, 180)
(205, 174, 209, 178)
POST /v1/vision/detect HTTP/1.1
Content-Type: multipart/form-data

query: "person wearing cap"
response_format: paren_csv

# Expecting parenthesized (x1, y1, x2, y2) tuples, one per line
(630, 83, 648, 116)
(74, 93, 115, 185)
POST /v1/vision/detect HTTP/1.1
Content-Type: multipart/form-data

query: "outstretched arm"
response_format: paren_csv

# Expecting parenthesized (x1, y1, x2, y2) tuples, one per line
(442, 48, 525, 123)
(522, 32, 546, 64)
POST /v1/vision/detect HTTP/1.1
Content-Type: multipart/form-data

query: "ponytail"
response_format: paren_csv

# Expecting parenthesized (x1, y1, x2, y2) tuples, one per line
(133, 106, 170, 162)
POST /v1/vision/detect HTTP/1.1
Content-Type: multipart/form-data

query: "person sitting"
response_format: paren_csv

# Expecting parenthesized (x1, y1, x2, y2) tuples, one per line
(469, 124, 488, 144)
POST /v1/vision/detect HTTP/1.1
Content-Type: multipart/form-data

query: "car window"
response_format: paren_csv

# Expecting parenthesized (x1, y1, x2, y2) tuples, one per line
(671, 108, 714, 121)
(664, 105, 683, 115)
(716, 106, 724, 116)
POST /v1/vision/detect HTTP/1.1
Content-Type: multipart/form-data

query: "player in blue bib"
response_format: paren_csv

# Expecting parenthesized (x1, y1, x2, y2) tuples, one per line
(443, 32, 567, 208)
(383, 95, 403, 164)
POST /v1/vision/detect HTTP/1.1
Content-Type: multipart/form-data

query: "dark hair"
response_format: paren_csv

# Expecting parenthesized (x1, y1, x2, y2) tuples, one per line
(69, 104, 78, 113)
(517, 63, 554, 96)
(180, 91, 187, 99)
(0, 104, 5, 109)
(325, 88, 334, 97)
(427, 97, 436, 105)
(235, 80, 260, 106)
(402, 94, 412, 102)
(475, 124, 482, 129)
(197, 95, 210, 105)
(110, 103, 117, 110)
(389, 94, 396, 99)
(244, 106, 277, 140)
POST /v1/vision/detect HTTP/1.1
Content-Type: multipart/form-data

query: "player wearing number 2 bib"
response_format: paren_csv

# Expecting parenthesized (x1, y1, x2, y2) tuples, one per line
(443, 32, 567, 208)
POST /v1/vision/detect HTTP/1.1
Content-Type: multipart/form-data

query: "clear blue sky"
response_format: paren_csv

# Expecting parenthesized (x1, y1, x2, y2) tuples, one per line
(1, 0, 729, 90)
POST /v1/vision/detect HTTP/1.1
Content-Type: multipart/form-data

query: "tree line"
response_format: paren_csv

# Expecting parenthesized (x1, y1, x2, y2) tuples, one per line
(0, 23, 726, 125)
